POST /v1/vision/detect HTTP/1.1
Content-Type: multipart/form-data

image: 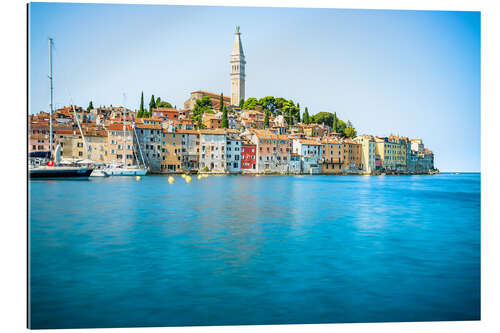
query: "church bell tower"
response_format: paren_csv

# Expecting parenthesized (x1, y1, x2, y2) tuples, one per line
(230, 26, 246, 106)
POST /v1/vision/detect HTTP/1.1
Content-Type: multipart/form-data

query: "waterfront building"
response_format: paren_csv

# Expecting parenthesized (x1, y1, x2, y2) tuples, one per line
(388, 136, 407, 171)
(293, 138, 323, 174)
(107, 123, 136, 166)
(199, 129, 227, 172)
(251, 130, 292, 173)
(230, 26, 246, 105)
(289, 153, 301, 173)
(85, 129, 108, 164)
(226, 131, 242, 173)
(342, 139, 362, 171)
(160, 130, 182, 173)
(374, 137, 402, 171)
(321, 138, 344, 174)
(354, 135, 376, 173)
(135, 123, 163, 172)
(241, 141, 257, 172)
(29, 134, 50, 153)
(177, 129, 200, 173)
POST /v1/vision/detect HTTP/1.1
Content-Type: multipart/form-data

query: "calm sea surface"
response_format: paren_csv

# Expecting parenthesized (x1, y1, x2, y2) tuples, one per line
(29, 173, 480, 328)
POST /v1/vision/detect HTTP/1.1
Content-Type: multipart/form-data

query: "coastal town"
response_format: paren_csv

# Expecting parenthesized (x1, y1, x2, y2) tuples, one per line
(28, 27, 436, 176)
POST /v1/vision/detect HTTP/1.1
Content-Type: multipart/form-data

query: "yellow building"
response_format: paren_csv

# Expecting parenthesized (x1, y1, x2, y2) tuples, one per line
(161, 130, 182, 173)
(85, 129, 109, 163)
(374, 137, 406, 171)
(321, 139, 344, 173)
(342, 139, 362, 170)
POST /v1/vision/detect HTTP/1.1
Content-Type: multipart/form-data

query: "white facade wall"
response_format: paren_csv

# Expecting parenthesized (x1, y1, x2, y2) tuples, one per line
(199, 133, 227, 172)
(292, 140, 322, 174)
(180, 132, 199, 172)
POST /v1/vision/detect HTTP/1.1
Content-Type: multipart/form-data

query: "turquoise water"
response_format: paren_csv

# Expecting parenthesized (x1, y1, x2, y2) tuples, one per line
(29, 173, 480, 329)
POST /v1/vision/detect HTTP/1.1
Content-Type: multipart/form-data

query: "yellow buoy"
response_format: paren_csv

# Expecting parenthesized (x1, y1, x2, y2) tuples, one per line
(185, 175, 192, 183)
(136, 176, 141, 181)
(197, 175, 202, 180)
(181, 174, 186, 178)
(168, 176, 175, 184)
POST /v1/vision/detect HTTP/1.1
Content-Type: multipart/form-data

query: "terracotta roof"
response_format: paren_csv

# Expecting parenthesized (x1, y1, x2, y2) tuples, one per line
(108, 123, 133, 131)
(29, 134, 49, 140)
(199, 129, 227, 135)
(153, 107, 179, 112)
(321, 139, 342, 144)
(135, 123, 162, 130)
(251, 130, 290, 140)
(191, 90, 231, 100)
(299, 139, 321, 145)
(175, 129, 199, 134)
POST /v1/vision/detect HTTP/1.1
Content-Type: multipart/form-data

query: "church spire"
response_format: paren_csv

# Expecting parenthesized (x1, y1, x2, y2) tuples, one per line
(230, 26, 246, 106)
(232, 25, 244, 57)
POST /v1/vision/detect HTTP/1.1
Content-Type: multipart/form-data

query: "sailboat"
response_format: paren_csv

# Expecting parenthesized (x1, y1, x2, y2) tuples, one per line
(103, 108, 148, 176)
(29, 38, 93, 179)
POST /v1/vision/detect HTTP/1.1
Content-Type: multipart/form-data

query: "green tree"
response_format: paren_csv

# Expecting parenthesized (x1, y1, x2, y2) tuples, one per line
(148, 94, 156, 117)
(157, 101, 173, 108)
(310, 112, 334, 127)
(332, 112, 338, 133)
(264, 110, 270, 128)
(221, 105, 229, 128)
(87, 101, 94, 111)
(242, 97, 259, 110)
(344, 126, 357, 138)
(191, 96, 213, 129)
(138, 91, 145, 118)
(303, 107, 310, 124)
(282, 100, 296, 126)
(156, 97, 161, 106)
(274, 97, 287, 114)
(219, 93, 224, 113)
(239, 98, 245, 109)
(296, 103, 301, 122)
(258, 96, 276, 113)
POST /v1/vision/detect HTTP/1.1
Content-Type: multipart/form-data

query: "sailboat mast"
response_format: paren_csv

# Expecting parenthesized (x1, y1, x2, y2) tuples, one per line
(123, 109, 126, 165)
(48, 38, 54, 156)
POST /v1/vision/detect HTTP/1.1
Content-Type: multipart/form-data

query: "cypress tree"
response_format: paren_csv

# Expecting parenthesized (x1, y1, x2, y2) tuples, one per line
(138, 92, 144, 118)
(296, 103, 300, 122)
(219, 93, 224, 113)
(87, 101, 94, 111)
(303, 107, 310, 124)
(264, 110, 270, 128)
(221, 105, 229, 128)
(333, 112, 338, 133)
(239, 98, 245, 109)
(149, 94, 156, 117)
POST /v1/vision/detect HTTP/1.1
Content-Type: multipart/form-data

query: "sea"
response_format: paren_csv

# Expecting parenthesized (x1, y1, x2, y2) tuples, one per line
(28, 173, 480, 328)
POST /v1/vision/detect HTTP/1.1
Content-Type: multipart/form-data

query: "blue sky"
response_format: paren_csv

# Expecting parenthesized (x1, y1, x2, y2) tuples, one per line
(28, 3, 480, 172)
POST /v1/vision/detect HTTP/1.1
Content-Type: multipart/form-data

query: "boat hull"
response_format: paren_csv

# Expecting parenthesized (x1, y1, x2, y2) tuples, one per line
(106, 169, 148, 176)
(29, 167, 93, 179)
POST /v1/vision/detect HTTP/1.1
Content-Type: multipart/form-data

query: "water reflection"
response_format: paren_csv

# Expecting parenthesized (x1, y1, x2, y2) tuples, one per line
(29, 173, 480, 328)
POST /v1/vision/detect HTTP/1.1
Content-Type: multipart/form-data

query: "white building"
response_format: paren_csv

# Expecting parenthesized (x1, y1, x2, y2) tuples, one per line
(355, 135, 376, 174)
(292, 138, 323, 174)
(177, 129, 200, 172)
(199, 129, 227, 173)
